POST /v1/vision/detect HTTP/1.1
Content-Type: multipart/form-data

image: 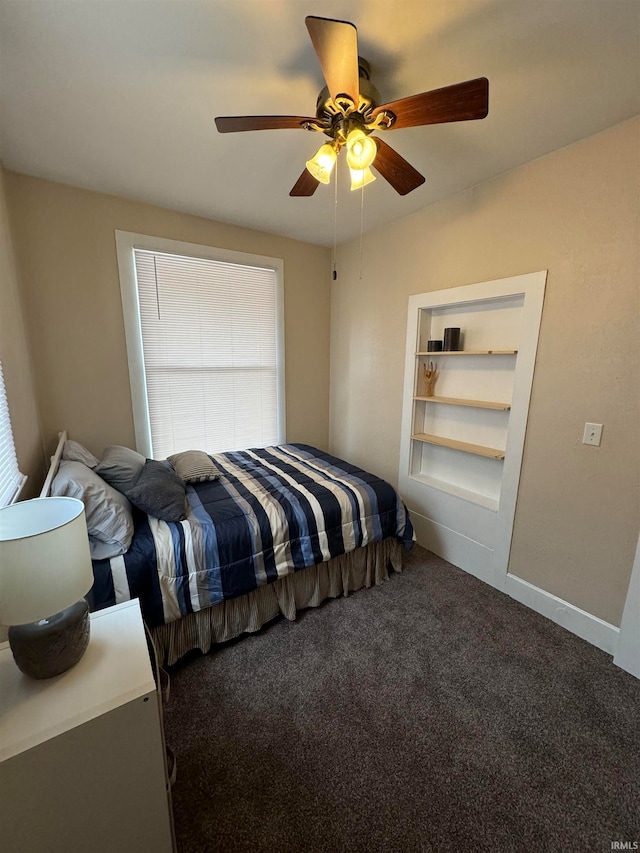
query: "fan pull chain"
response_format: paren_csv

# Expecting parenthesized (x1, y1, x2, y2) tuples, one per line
(332, 161, 338, 281)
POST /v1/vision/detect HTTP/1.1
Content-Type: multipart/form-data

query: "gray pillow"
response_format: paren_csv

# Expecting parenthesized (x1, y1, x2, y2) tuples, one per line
(125, 459, 187, 522)
(89, 535, 126, 562)
(51, 460, 134, 559)
(62, 440, 100, 469)
(167, 450, 220, 483)
(95, 445, 146, 494)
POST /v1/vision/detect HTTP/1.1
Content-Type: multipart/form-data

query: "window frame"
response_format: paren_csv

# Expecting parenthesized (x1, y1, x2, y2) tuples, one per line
(0, 360, 27, 507)
(115, 231, 286, 458)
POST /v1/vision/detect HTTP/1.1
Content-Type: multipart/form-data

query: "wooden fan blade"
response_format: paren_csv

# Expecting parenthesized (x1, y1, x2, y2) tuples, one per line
(305, 16, 359, 106)
(371, 77, 489, 130)
(215, 116, 317, 133)
(372, 138, 425, 195)
(290, 169, 320, 197)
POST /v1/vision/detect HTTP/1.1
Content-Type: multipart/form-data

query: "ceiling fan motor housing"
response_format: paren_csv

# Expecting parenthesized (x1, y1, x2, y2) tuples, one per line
(315, 57, 382, 139)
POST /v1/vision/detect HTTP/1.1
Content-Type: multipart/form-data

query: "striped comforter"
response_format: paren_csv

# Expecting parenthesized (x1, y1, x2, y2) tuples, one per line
(90, 444, 413, 628)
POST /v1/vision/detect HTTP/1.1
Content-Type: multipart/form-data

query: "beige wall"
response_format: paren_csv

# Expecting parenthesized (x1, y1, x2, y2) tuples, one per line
(330, 117, 640, 627)
(5, 174, 331, 463)
(0, 165, 44, 496)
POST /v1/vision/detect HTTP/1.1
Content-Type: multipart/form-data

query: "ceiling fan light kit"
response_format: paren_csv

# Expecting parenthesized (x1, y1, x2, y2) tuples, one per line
(345, 128, 377, 170)
(349, 166, 376, 191)
(305, 141, 338, 184)
(214, 16, 489, 198)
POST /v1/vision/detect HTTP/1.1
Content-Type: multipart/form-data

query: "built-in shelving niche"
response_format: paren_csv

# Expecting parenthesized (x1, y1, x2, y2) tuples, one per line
(399, 272, 547, 586)
(409, 294, 524, 510)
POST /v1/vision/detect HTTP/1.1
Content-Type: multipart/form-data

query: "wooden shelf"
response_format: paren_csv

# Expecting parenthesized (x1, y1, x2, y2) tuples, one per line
(413, 395, 511, 411)
(411, 433, 506, 460)
(415, 349, 517, 356)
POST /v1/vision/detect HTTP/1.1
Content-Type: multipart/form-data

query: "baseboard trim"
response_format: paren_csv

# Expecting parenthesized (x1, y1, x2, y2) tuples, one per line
(412, 511, 622, 659)
(504, 573, 619, 656)
(410, 512, 496, 586)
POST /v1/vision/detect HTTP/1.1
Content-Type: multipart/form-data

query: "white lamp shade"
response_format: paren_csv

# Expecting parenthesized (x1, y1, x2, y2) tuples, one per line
(0, 497, 94, 626)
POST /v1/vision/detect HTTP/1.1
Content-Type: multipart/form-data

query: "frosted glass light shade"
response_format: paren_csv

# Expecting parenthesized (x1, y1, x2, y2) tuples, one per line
(0, 497, 93, 626)
(346, 128, 377, 170)
(349, 166, 376, 191)
(305, 143, 337, 184)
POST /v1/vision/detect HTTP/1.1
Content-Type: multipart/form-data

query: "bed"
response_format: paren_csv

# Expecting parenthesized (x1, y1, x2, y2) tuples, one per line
(42, 432, 414, 665)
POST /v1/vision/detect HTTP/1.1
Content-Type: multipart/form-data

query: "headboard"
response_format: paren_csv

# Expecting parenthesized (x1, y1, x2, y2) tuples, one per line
(39, 430, 67, 498)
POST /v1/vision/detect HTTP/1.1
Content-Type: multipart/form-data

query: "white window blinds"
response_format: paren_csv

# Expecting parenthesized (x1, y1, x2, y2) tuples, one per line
(0, 361, 26, 507)
(133, 249, 281, 460)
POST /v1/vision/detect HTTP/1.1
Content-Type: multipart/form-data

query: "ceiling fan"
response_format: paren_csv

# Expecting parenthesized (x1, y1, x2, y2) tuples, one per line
(215, 16, 489, 197)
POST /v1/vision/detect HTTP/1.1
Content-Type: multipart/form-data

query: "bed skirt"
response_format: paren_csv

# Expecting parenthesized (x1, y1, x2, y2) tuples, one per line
(151, 537, 403, 666)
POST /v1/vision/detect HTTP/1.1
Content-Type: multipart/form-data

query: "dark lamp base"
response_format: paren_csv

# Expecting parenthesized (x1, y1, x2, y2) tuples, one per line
(8, 599, 90, 679)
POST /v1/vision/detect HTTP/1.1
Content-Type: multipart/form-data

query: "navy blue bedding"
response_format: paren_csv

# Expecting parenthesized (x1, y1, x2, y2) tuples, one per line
(89, 444, 413, 629)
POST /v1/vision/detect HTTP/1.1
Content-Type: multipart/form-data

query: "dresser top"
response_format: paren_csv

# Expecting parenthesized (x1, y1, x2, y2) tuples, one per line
(0, 599, 155, 762)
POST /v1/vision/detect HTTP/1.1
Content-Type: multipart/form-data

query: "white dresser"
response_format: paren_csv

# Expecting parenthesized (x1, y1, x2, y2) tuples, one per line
(0, 599, 175, 852)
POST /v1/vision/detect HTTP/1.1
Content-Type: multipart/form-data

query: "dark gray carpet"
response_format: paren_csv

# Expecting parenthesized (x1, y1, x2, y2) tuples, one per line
(163, 546, 640, 852)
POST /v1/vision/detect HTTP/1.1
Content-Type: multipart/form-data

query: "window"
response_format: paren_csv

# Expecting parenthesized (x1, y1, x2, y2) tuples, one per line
(116, 232, 285, 459)
(0, 360, 26, 506)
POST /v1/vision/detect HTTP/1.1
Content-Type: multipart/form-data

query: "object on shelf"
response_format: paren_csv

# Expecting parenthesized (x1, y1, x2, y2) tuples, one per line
(443, 327, 461, 351)
(427, 340, 443, 352)
(422, 361, 438, 397)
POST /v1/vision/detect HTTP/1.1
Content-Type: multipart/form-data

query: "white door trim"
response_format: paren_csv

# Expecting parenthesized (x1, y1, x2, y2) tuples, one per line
(613, 532, 640, 677)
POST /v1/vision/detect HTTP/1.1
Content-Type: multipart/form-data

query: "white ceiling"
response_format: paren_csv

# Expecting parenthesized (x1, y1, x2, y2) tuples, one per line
(0, 0, 638, 247)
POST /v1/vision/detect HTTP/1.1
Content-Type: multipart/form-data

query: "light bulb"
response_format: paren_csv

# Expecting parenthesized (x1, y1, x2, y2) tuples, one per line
(349, 166, 376, 191)
(346, 128, 377, 170)
(305, 143, 337, 184)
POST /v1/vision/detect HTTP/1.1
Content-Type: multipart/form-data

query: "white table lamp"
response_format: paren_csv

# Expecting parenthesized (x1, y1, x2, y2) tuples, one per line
(0, 496, 94, 679)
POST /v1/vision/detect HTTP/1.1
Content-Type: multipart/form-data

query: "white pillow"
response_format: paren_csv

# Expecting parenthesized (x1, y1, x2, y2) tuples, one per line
(51, 461, 134, 560)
